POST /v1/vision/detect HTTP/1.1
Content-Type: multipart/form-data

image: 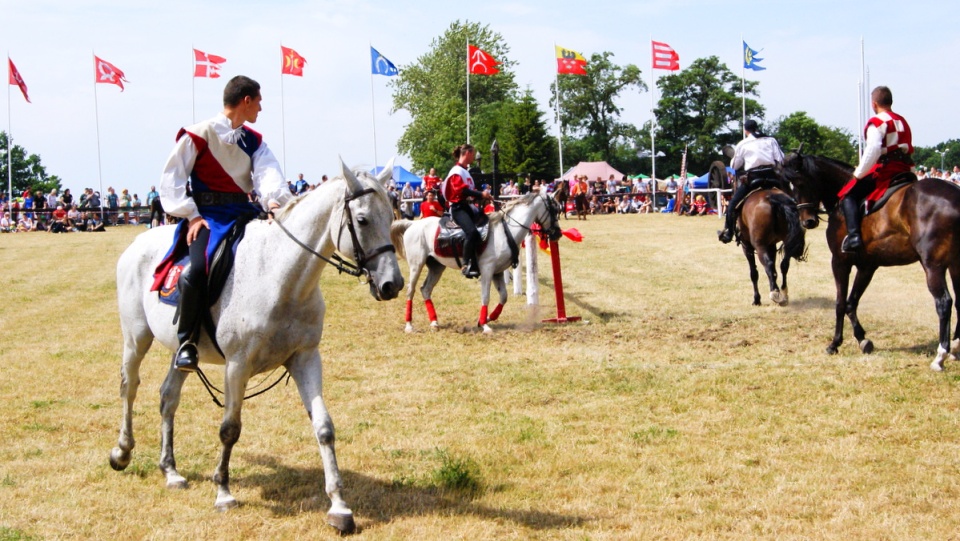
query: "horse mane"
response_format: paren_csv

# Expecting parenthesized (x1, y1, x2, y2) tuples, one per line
(488, 192, 539, 224)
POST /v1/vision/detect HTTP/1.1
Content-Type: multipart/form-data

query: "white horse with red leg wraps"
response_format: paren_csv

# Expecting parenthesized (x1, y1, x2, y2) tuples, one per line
(110, 159, 401, 534)
(390, 191, 562, 333)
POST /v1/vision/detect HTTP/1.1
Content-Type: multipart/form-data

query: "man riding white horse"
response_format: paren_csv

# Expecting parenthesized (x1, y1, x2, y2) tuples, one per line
(158, 75, 292, 373)
(718, 119, 785, 244)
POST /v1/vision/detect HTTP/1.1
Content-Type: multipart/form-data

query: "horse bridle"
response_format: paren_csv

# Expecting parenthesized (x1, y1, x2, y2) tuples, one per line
(272, 185, 395, 279)
(504, 192, 561, 238)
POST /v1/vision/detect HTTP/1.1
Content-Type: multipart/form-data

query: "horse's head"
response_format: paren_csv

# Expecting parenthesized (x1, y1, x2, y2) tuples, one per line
(782, 152, 825, 230)
(541, 190, 564, 241)
(336, 158, 404, 301)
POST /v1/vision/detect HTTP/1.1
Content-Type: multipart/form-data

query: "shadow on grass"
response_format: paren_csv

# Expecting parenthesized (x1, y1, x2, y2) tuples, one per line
(783, 296, 834, 311)
(240, 454, 589, 532)
(536, 277, 625, 323)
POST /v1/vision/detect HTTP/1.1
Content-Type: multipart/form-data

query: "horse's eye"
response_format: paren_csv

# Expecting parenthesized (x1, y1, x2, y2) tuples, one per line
(357, 216, 369, 226)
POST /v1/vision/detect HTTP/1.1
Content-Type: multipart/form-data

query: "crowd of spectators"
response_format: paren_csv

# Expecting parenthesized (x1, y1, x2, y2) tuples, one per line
(918, 165, 960, 184)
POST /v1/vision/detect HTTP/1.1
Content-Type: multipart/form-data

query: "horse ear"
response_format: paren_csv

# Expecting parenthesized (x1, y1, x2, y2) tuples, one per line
(376, 157, 396, 188)
(339, 156, 364, 194)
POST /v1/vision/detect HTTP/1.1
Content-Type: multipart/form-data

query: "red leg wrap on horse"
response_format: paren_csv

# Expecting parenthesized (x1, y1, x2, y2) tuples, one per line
(424, 299, 437, 322)
(488, 303, 504, 322)
(405, 300, 413, 322)
(478, 305, 488, 327)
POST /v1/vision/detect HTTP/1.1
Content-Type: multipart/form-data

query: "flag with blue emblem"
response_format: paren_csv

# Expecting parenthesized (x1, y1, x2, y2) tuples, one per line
(743, 41, 766, 71)
(371, 47, 398, 76)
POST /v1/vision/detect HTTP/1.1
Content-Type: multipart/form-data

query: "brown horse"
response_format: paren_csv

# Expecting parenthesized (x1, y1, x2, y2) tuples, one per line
(782, 153, 960, 370)
(736, 188, 807, 306)
(553, 179, 570, 219)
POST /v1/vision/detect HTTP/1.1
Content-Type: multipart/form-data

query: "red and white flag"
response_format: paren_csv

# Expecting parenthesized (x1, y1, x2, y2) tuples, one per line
(468, 44, 500, 75)
(8, 58, 30, 103)
(194, 49, 226, 78)
(651, 41, 680, 71)
(94, 56, 128, 90)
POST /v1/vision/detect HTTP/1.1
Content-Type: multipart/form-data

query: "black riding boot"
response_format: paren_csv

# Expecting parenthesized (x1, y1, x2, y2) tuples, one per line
(172, 267, 203, 372)
(461, 232, 481, 279)
(718, 210, 737, 244)
(840, 197, 863, 253)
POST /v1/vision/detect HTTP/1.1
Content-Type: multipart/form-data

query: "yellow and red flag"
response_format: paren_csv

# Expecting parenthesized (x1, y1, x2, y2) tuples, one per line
(555, 46, 587, 75)
(468, 44, 500, 75)
(194, 49, 226, 78)
(8, 58, 29, 103)
(94, 56, 128, 91)
(281, 46, 307, 76)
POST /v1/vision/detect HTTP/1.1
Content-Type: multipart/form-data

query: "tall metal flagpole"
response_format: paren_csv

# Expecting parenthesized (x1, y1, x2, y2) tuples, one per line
(858, 37, 866, 154)
(370, 42, 379, 167)
(93, 53, 105, 222)
(7, 53, 12, 208)
(465, 36, 470, 144)
(191, 46, 196, 123)
(741, 35, 746, 132)
(649, 37, 657, 206)
(280, 43, 287, 177)
(554, 44, 564, 179)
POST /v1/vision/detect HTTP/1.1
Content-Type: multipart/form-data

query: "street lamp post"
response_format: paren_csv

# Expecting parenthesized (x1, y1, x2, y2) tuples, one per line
(936, 148, 950, 172)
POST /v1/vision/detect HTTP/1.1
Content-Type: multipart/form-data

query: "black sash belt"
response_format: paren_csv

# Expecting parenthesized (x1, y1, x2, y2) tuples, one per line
(195, 192, 250, 207)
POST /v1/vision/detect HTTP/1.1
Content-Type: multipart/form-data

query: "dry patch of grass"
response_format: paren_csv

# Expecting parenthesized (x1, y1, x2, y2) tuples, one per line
(2, 215, 960, 539)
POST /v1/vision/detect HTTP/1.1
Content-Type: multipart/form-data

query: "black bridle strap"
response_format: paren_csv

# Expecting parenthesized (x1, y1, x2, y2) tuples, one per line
(272, 213, 366, 277)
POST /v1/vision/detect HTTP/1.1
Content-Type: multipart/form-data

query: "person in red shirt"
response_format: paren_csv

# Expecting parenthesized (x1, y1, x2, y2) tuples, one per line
(441, 144, 488, 278)
(419, 190, 444, 218)
(422, 167, 441, 194)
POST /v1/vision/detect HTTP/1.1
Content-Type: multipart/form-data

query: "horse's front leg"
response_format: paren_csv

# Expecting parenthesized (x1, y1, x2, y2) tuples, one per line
(846, 264, 878, 354)
(420, 258, 446, 330)
(741, 242, 761, 306)
(924, 264, 953, 371)
(758, 244, 786, 306)
(827, 257, 853, 354)
(947, 265, 960, 352)
(478, 272, 494, 333)
(158, 366, 190, 488)
(212, 362, 250, 512)
(487, 272, 508, 322)
(109, 331, 152, 472)
(404, 259, 425, 334)
(287, 351, 355, 534)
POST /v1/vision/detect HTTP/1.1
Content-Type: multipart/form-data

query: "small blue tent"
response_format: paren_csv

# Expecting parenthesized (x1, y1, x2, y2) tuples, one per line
(370, 165, 423, 189)
(690, 166, 736, 189)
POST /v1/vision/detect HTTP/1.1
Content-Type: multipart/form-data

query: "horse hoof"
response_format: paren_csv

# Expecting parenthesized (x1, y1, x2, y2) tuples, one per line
(404, 323, 414, 334)
(215, 495, 238, 512)
(826, 345, 838, 355)
(752, 299, 761, 306)
(165, 474, 188, 489)
(482, 325, 493, 334)
(429, 321, 440, 331)
(931, 359, 946, 372)
(327, 512, 357, 534)
(859, 339, 874, 354)
(109, 448, 131, 471)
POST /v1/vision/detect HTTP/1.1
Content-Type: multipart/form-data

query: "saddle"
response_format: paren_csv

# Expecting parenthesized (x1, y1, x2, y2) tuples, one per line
(434, 211, 490, 263)
(733, 182, 785, 213)
(863, 172, 917, 215)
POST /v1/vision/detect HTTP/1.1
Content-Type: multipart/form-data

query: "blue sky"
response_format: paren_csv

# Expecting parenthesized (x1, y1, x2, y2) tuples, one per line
(3, 0, 958, 198)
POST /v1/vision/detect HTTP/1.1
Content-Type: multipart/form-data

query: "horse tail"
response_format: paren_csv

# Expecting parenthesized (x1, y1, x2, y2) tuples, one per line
(390, 219, 413, 260)
(771, 192, 808, 262)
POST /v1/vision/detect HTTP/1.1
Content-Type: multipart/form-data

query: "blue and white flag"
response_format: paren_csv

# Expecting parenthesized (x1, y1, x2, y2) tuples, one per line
(743, 41, 766, 71)
(371, 47, 398, 76)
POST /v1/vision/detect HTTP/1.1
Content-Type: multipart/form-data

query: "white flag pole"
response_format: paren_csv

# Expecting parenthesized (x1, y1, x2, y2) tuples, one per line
(280, 44, 288, 177)
(554, 45, 564, 180)
(93, 53, 105, 222)
(7, 53, 12, 209)
(858, 37, 866, 155)
(650, 38, 657, 205)
(466, 36, 470, 144)
(191, 46, 196, 123)
(370, 43, 379, 168)
(741, 35, 746, 133)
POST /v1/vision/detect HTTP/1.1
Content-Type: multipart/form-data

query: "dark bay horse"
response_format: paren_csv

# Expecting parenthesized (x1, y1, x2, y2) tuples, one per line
(782, 153, 960, 370)
(736, 188, 807, 306)
(553, 179, 570, 219)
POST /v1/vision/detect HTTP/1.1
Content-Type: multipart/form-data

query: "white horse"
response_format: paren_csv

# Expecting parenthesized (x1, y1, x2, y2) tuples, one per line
(109, 159, 402, 534)
(391, 191, 562, 333)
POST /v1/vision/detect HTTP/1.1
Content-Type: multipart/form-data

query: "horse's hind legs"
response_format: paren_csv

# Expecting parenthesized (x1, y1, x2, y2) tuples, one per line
(741, 244, 761, 306)
(110, 334, 152, 472)
(925, 265, 953, 371)
(288, 351, 355, 534)
(159, 366, 190, 488)
(758, 247, 785, 306)
(778, 252, 791, 306)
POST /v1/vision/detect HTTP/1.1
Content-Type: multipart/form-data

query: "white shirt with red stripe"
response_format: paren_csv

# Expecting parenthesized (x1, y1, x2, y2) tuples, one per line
(853, 111, 913, 179)
(441, 164, 475, 204)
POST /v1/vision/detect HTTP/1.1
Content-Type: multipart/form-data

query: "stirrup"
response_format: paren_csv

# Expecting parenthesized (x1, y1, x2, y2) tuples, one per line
(841, 234, 863, 254)
(461, 265, 480, 279)
(717, 228, 734, 244)
(173, 342, 199, 373)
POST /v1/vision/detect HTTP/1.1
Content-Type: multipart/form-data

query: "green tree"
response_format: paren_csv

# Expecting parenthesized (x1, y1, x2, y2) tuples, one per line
(769, 111, 858, 164)
(0, 131, 62, 198)
(650, 56, 764, 176)
(391, 20, 518, 174)
(914, 139, 960, 173)
(551, 51, 645, 171)
(471, 90, 558, 178)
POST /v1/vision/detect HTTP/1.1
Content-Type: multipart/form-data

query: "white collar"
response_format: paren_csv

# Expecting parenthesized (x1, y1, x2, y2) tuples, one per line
(212, 113, 246, 145)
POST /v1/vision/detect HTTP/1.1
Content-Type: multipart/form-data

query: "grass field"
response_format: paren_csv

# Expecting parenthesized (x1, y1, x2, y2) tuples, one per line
(2, 213, 960, 540)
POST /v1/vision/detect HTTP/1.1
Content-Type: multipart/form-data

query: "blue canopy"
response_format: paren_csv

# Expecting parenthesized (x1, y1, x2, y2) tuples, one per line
(690, 166, 736, 189)
(371, 165, 423, 188)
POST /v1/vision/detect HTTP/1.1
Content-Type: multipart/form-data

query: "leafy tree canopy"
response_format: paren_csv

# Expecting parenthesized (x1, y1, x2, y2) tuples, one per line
(0, 131, 62, 199)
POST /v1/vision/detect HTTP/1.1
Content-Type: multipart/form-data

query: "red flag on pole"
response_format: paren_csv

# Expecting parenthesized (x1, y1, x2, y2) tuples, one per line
(194, 49, 226, 78)
(94, 56, 128, 90)
(468, 44, 500, 75)
(281, 46, 307, 76)
(8, 58, 30, 103)
(651, 41, 680, 71)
